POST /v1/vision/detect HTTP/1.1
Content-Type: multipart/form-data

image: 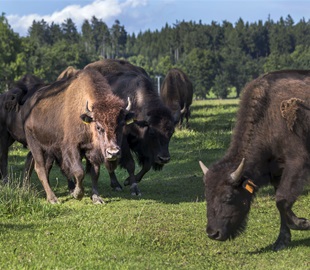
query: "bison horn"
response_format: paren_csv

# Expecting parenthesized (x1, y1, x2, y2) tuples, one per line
(230, 158, 245, 184)
(85, 101, 92, 113)
(126, 97, 132, 111)
(180, 104, 186, 114)
(199, 161, 208, 175)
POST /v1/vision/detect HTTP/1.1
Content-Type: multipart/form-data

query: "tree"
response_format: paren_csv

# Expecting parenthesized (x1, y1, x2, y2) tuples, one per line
(0, 14, 22, 91)
(180, 48, 216, 98)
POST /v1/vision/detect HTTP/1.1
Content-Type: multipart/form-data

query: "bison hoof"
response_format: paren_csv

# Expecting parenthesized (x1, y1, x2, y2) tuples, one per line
(91, 194, 105, 204)
(48, 197, 59, 204)
(124, 178, 130, 186)
(288, 217, 310, 230)
(111, 181, 123, 191)
(273, 232, 291, 251)
(130, 183, 141, 196)
(114, 186, 123, 192)
(72, 188, 84, 200)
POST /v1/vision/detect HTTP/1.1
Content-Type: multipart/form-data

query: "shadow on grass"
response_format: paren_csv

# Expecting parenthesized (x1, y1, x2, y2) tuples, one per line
(248, 237, 310, 254)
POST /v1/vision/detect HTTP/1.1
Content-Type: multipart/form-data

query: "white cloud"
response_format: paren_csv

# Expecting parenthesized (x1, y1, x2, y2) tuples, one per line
(7, 0, 147, 36)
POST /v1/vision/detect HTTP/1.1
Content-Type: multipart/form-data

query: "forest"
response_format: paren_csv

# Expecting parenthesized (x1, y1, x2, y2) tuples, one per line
(1, 13, 310, 98)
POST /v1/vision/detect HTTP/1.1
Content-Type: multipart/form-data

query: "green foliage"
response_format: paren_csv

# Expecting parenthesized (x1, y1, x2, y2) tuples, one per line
(1, 100, 309, 269)
(2, 14, 310, 97)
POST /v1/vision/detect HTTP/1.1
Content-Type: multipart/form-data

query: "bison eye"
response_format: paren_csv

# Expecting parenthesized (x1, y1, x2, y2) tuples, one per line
(96, 125, 104, 134)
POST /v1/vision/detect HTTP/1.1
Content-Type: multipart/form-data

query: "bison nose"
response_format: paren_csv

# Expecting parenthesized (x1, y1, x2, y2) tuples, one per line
(106, 147, 120, 161)
(158, 155, 171, 164)
(207, 227, 222, 241)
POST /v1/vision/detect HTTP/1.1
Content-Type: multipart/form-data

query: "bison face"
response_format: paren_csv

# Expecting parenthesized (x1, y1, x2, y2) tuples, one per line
(80, 100, 134, 165)
(199, 159, 254, 241)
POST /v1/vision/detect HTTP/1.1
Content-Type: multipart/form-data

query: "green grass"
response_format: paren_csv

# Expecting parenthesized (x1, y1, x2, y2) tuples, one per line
(1, 99, 309, 269)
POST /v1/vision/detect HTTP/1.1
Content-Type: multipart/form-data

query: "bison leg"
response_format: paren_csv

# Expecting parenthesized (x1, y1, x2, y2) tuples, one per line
(0, 141, 9, 183)
(33, 153, 58, 204)
(109, 171, 123, 191)
(118, 142, 141, 195)
(273, 162, 309, 251)
(71, 166, 85, 200)
(286, 209, 310, 230)
(22, 151, 34, 187)
(89, 164, 105, 204)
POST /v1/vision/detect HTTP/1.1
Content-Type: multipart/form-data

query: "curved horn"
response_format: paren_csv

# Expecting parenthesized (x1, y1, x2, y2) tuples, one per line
(180, 103, 186, 114)
(126, 97, 132, 111)
(199, 161, 209, 175)
(230, 158, 245, 183)
(85, 101, 92, 113)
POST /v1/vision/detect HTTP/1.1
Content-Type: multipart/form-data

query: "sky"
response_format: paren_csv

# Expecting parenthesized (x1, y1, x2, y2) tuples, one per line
(2, 0, 310, 36)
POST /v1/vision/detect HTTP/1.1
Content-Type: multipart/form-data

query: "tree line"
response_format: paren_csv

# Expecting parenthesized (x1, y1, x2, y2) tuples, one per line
(1, 13, 310, 98)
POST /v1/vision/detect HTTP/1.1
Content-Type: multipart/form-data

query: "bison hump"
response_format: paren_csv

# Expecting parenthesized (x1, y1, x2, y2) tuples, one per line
(280, 98, 304, 131)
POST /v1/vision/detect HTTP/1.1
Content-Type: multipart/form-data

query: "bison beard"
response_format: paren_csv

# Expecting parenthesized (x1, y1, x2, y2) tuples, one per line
(200, 70, 310, 251)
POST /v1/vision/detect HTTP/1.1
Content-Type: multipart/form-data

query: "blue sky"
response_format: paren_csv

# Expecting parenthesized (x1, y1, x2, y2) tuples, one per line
(2, 0, 309, 36)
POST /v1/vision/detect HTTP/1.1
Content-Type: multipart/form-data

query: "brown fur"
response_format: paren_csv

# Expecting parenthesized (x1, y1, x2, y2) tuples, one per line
(160, 68, 193, 126)
(22, 69, 128, 203)
(202, 70, 310, 251)
(57, 66, 79, 81)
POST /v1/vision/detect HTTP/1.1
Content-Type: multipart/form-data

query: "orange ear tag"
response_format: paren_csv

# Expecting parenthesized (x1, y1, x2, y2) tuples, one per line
(244, 183, 254, 194)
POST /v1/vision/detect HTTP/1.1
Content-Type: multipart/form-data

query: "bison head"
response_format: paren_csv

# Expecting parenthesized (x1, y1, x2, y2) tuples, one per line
(80, 98, 134, 165)
(134, 108, 175, 169)
(199, 158, 255, 241)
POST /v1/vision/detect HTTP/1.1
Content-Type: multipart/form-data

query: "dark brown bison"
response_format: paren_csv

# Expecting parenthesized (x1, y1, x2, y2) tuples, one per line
(160, 68, 193, 127)
(0, 74, 46, 182)
(22, 69, 133, 204)
(199, 70, 310, 251)
(85, 59, 175, 195)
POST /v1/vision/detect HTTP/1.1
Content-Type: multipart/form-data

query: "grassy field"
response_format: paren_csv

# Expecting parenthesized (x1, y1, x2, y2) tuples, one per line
(0, 99, 309, 269)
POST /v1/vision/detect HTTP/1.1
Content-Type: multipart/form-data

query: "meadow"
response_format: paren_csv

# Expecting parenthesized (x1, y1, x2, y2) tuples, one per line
(0, 99, 309, 269)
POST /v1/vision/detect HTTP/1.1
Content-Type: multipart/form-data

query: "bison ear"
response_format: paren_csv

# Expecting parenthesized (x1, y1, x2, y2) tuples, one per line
(125, 112, 135, 125)
(230, 158, 245, 185)
(80, 113, 93, 124)
(199, 161, 208, 175)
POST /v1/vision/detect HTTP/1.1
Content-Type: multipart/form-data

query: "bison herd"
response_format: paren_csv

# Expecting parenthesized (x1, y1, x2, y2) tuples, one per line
(0, 59, 192, 203)
(1, 61, 309, 251)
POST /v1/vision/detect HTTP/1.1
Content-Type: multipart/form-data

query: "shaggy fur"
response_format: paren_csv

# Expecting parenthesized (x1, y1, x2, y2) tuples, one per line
(0, 74, 46, 182)
(160, 68, 193, 127)
(22, 69, 129, 204)
(201, 70, 310, 251)
(85, 60, 175, 195)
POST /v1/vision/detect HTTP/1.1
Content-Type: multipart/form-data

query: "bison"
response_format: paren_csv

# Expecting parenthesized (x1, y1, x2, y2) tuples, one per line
(160, 68, 193, 127)
(21, 68, 133, 204)
(199, 70, 310, 251)
(0, 74, 46, 182)
(85, 59, 175, 195)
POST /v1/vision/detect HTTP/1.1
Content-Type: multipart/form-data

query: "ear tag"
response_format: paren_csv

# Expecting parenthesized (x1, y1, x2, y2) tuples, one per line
(243, 179, 257, 194)
(245, 183, 254, 194)
(126, 118, 134, 125)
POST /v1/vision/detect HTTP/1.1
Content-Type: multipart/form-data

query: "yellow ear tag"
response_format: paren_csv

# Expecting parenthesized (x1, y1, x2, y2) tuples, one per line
(126, 118, 134, 125)
(245, 183, 254, 194)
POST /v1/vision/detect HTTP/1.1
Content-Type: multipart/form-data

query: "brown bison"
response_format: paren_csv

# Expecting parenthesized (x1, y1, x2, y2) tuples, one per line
(21, 69, 133, 204)
(0, 74, 46, 182)
(199, 70, 310, 251)
(160, 68, 193, 127)
(85, 59, 175, 195)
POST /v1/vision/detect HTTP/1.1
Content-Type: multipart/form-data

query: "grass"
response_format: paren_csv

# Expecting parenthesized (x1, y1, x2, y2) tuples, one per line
(0, 99, 309, 269)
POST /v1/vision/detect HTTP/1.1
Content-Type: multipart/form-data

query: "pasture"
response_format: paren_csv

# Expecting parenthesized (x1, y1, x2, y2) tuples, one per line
(0, 99, 309, 269)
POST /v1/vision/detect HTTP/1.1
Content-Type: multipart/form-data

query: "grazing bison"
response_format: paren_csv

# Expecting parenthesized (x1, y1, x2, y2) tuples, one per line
(85, 59, 175, 195)
(199, 70, 310, 251)
(160, 68, 193, 127)
(22, 69, 133, 204)
(0, 74, 46, 182)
